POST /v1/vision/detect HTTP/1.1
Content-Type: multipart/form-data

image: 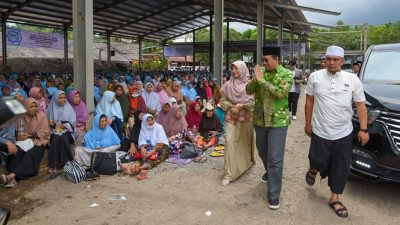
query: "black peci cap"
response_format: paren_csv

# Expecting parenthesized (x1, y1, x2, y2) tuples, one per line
(262, 46, 281, 57)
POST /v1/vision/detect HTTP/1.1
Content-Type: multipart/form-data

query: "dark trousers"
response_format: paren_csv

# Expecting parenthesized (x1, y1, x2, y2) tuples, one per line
(288, 92, 299, 116)
(254, 126, 288, 200)
(308, 133, 353, 194)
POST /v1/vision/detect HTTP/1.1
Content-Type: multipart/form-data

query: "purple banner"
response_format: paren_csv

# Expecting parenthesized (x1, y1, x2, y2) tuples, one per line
(6, 28, 64, 50)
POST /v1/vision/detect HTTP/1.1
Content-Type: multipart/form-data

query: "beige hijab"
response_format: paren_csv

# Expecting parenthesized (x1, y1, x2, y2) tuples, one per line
(18, 98, 50, 146)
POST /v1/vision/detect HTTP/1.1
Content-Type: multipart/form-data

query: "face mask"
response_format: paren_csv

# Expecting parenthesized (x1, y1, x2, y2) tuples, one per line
(131, 93, 139, 98)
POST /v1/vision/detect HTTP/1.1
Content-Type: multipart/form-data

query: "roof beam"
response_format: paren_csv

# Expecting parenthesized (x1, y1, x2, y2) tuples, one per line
(93, 0, 129, 13)
(109, 0, 190, 33)
(142, 11, 210, 38)
(4, 0, 39, 17)
(264, 1, 341, 16)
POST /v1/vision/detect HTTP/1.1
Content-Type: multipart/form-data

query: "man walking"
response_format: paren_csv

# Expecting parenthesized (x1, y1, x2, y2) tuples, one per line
(304, 46, 369, 217)
(288, 60, 303, 120)
(246, 46, 292, 210)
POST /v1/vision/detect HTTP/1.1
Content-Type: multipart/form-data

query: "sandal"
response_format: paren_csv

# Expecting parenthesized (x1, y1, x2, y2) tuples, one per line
(210, 151, 224, 157)
(3, 178, 17, 188)
(305, 168, 318, 186)
(137, 170, 148, 180)
(329, 201, 349, 218)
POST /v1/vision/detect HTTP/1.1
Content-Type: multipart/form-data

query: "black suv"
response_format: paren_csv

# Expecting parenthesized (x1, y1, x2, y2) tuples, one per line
(351, 43, 400, 182)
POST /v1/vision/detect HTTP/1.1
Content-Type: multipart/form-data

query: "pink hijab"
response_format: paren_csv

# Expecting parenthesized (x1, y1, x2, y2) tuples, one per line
(222, 60, 253, 104)
(155, 82, 169, 106)
(162, 105, 188, 137)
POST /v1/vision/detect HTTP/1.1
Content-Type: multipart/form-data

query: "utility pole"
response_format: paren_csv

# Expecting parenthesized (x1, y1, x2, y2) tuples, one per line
(363, 23, 368, 52)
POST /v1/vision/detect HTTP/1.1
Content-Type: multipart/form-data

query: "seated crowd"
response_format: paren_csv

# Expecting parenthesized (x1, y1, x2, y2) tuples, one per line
(0, 69, 228, 187)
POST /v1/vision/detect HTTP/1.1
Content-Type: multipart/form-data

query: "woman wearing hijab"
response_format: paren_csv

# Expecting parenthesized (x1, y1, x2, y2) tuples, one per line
(95, 90, 124, 140)
(114, 85, 130, 123)
(12, 83, 28, 99)
(162, 105, 188, 138)
(10, 91, 26, 104)
(203, 79, 213, 100)
(47, 90, 77, 173)
(0, 98, 50, 188)
(156, 102, 171, 125)
(220, 60, 255, 186)
(121, 114, 170, 180)
(163, 105, 188, 155)
(198, 103, 223, 149)
(166, 81, 183, 103)
(135, 81, 144, 96)
(212, 78, 223, 104)
(29, 87, 48, 113)
(74, 114, 121, 166)
(67, 90, 90, 144)
(128, 85, 146, 113)
(127, 110, 144, 157)
(142, 82, 161, 116)
(155, 82, 169, 106)
(195, 81, 207, 100)
(185, 101, 203, 130)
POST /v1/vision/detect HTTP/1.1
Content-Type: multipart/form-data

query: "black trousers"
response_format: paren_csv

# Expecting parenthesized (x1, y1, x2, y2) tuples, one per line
(308, 133, 353, 194)
(288, 92, 299, 116)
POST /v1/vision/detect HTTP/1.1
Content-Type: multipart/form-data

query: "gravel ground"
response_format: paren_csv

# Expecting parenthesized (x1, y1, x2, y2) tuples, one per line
(4, 93, 400, 225)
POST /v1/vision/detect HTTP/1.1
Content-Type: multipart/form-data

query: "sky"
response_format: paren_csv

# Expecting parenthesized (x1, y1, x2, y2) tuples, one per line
(231, 0, 400, 32)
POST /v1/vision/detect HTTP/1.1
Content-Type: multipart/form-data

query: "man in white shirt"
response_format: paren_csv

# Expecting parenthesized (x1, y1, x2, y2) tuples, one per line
(288, 60, 303, 120)
(304, 46, 369, 218)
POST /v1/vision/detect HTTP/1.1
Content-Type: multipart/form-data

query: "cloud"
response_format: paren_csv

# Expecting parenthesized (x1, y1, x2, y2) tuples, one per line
(297, 0, 400, 26)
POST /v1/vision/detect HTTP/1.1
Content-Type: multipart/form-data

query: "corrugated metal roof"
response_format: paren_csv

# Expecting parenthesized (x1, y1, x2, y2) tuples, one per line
(0, 0, 313, 41)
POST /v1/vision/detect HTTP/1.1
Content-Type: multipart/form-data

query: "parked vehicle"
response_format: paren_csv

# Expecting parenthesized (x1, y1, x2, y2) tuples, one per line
(351, 43, 400, 182)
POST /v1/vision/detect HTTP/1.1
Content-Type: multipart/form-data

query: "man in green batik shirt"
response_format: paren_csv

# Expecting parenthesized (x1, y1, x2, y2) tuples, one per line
(246, 46, 292, 210)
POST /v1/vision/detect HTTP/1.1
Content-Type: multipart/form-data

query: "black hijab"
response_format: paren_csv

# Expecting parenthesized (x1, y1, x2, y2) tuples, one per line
(129, 110, 142, 145)
(195, 81, 207, 99)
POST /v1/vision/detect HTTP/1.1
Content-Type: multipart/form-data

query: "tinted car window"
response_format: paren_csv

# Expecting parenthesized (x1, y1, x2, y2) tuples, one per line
(363, 51, 400, 83)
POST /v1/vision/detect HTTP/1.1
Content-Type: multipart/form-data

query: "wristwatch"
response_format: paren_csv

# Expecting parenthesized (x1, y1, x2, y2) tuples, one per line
(360, 128, 368, 133)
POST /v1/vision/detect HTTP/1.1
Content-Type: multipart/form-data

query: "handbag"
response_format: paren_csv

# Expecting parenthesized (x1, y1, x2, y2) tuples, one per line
(64, 160, 86, 184)
(90, 152, 118, 175)
(180, 141, 199, 159)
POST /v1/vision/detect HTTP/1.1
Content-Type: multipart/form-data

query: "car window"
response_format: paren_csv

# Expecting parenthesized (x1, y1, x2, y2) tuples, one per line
(363, 50, 400, 83)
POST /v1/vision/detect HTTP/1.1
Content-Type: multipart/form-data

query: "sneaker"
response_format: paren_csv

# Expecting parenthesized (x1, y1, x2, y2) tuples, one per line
(222, 178, 230, 186)
(268, 199, 280, 210)
(260, 173, 267, 183)
(292, 115, 297, 120)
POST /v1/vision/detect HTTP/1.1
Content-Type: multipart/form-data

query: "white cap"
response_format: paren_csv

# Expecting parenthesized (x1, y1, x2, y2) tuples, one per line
(326, 46, 344, 58)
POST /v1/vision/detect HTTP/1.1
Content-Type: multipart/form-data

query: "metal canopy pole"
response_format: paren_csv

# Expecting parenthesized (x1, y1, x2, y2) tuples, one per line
(192, 30, 196, 70)
(256, 0, 264, 65)
(2, 15, 7, 70)
(73, 0, 94, 118)
(106, 32, 111, 69)
(213, 0, 223, 84)
(209, 14, 213, 73)
(277, 18, 283, 48)
(63, 23, 69, 70)
(139, 37, 143, 70)
(297, 33, 302, 66)
(290, 29, 294, 60)
(226, 20, 230, 71)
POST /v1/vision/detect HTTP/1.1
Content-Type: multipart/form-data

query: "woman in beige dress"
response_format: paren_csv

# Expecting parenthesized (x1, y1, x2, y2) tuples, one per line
(221, 60, 256, 186)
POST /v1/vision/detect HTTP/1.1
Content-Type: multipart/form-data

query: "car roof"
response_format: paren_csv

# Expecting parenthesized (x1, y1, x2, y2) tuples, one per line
(372, 43, 400, 51)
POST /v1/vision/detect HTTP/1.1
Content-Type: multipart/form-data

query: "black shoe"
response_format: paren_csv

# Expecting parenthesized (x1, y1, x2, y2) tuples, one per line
(261, 173, 267, 183)
(268, 199, 280, 210)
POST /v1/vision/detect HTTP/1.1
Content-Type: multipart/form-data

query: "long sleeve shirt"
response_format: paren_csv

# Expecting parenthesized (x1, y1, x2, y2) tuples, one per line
(246, 65, 292, 128)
